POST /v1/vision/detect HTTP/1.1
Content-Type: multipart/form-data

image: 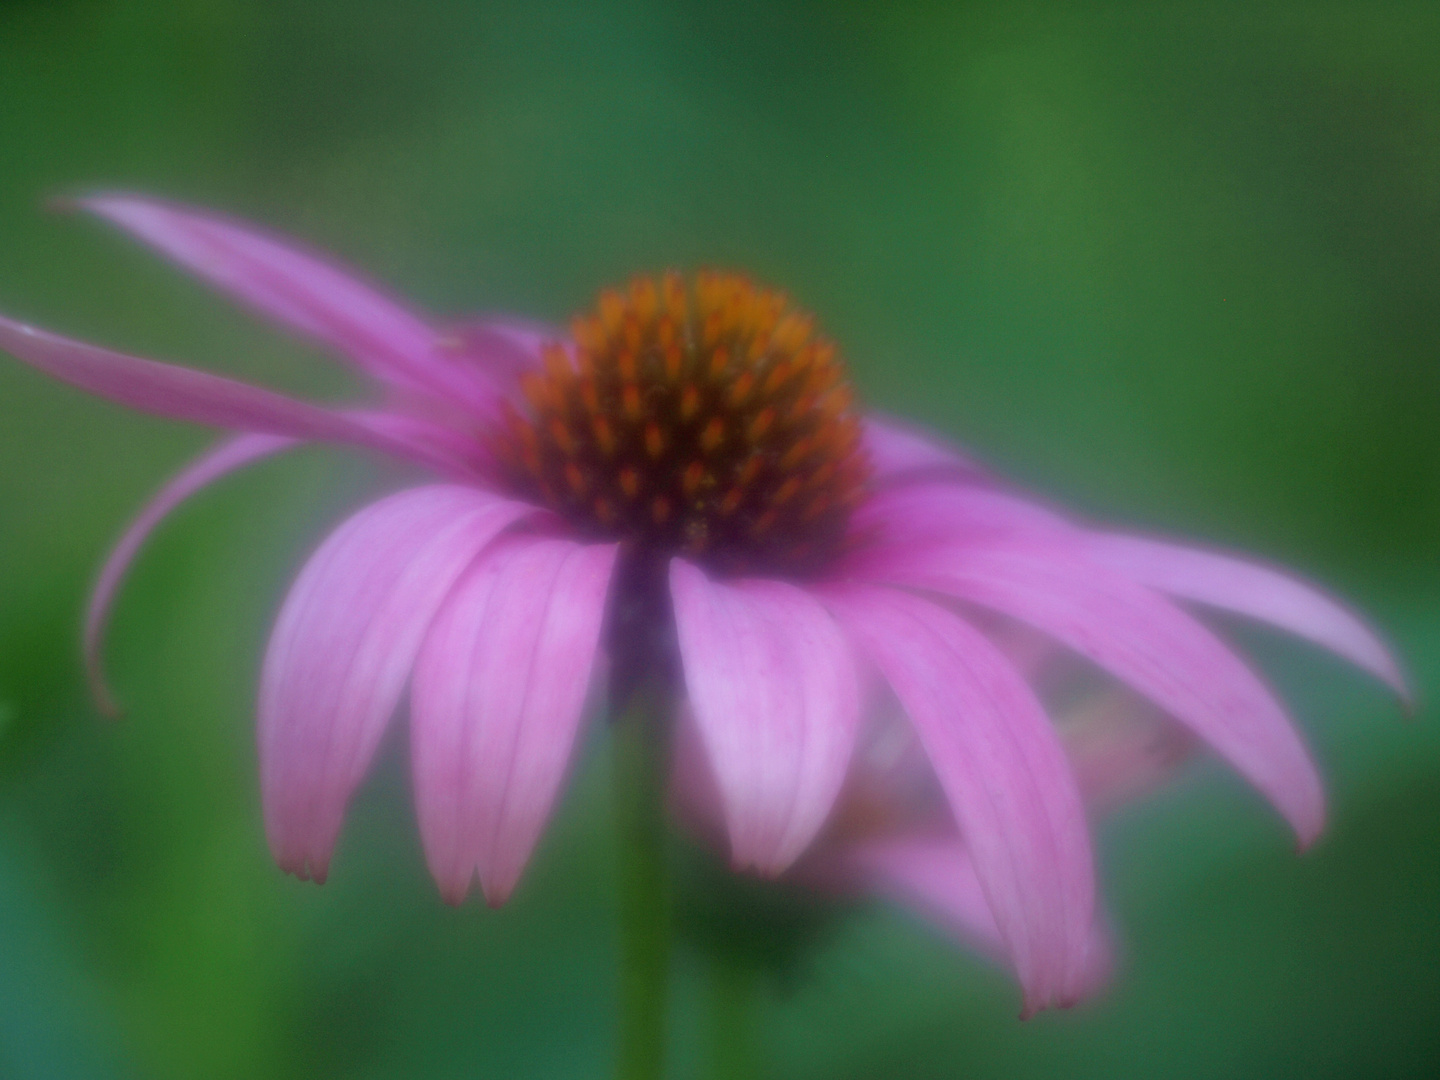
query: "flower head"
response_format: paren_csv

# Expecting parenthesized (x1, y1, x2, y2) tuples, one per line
(0, 195, 1408, 1015)
(497, 272, 868, 577)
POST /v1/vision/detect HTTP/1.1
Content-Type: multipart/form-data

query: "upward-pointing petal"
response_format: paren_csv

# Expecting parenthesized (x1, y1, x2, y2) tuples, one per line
(825, 585, 1096, 1016)
(76, 194, 499, 409)
(411, 536, 618, 905)
(260, 485, 534, 882)
(670, 560, 861, 875)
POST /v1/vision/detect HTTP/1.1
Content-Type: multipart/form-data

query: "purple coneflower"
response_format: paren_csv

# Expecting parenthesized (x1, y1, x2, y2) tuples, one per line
(0, 196, 1408, 1022)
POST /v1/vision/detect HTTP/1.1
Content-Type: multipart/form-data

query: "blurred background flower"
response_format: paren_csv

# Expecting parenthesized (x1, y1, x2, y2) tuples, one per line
(0, 2, 1436, 1078)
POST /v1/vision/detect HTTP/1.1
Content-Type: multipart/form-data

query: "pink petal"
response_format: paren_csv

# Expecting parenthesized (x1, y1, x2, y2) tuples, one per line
(844, 836, 1005, 956)
(85, 432, 297, 717)
(83, 405, 503, 719)
(0, 313, 470, 472)
(847, 479, 1071, 556)
(840, 836, 1112, 999)
(670, 560, 861, 874)
(860, 540, 1326, 846)
(1058, 690, 1198, 811)
(77, 194, 499, 410)
(439, 316, 554, 382)
(863, 415, 987, 487)
(348, 408, 492, 479)
(825, 585, 1096, 1016)
(1085, 533, 1411, 701)
(411, 536, 617, 905)
(259, 485, 534, 882)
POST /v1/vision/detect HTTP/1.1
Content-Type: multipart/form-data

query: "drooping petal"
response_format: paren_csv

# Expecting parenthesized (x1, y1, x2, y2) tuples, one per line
(843, 836, 1004, 955)
(847, 478, 1071, 556)
(259, 485, 534, 882)
(85, 432, 297, 716)
(1058, 689, 1197, 812)
(0, 313, 468, 472)
(410, 536, 617, 905)
(825, 585, 1096, 1015)
(863, 415, 987, 487)
(840, 836, 1112, 999)
(860, 540, 1326, 846)
(670, 560, 861, 874)
(77, 194, 500, 409)
(1084, 533, 1411, 701)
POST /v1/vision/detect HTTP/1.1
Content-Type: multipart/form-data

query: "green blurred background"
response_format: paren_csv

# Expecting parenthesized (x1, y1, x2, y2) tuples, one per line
(1, 1, 1437, 1076)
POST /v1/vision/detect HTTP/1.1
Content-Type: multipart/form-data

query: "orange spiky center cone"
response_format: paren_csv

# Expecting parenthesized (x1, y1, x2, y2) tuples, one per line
(493, 271, 870, 577)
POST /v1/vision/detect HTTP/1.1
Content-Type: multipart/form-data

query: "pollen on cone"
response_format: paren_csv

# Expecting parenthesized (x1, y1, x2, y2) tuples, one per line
(494, 271, 870, 575)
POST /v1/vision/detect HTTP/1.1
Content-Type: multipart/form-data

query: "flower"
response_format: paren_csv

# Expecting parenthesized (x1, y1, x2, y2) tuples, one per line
(0, 195, 1408, 1016)
(791, 631, 1199, 999)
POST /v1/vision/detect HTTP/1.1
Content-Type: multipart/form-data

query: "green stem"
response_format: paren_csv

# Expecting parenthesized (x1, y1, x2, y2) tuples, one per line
(704, 953, 759, 1080)
(613, 683, 671, 1080)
